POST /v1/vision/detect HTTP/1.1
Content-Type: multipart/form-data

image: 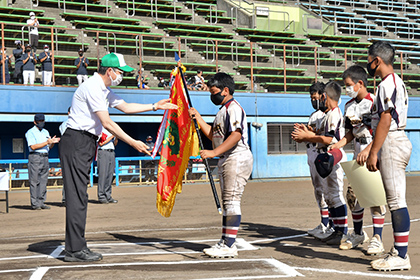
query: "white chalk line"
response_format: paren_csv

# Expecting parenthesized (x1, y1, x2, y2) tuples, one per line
(27, 258, 302, 280)
(294, 266, 420, 280)
(2, 218, 420, 241)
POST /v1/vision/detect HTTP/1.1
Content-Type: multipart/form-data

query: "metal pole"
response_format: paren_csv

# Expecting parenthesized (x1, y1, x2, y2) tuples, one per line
(344, 49, 347, 69)
(51, 26, 55, 86)
(1, 23, 5, 85)
(283, 45, 286, 94)
(314, 46, 318, 83)
(250, 42, 254, 92)
(179, 67, 222, 215)
(96, 31, 100, 72)
(139, 35, 142, 74)
(215, 40, 218, 72)
(400, 52, 404, 80)
(178, 37, 181, 61)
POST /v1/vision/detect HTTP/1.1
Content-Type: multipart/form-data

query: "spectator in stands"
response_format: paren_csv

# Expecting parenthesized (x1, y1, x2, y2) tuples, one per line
(25, 113, 60, 210)
(22, 44, 37, 85)
(157, 76, 169, 89)
(97, 127, 118, 204)
(38, 45, 53, 86)
(192, 70, 207, 91)
(59, 106, 71, 205)
(75, 49, 89, 85)
(27, 12, 39, 53)
(144, 136, 156, 182)
(0, 47, 11, 84)
(13, 40, 24, 84)
(136, 70, 149, 89)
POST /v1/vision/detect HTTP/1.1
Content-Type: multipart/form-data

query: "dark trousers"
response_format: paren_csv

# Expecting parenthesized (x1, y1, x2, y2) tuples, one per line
(59, 128, 96, 252)
(30, 34, 39, 51)
(97, 149, 115, 201)
(144, 161, 156, 181)
(28, 153, 49, 208)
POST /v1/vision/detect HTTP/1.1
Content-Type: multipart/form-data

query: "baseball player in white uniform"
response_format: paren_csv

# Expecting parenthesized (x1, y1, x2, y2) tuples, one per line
(331, 65, 386, 254)
(292, 81, 348, 246)
(304, 82, 334, 240)
(358, 41, 412, 271)
(189, 72, 253, 258)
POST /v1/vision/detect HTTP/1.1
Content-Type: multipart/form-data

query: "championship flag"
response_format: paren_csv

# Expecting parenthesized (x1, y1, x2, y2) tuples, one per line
(152, 66, 199, 217)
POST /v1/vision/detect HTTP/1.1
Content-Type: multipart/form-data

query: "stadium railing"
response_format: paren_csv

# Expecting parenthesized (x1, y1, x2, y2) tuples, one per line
(0, 156, 218, 191)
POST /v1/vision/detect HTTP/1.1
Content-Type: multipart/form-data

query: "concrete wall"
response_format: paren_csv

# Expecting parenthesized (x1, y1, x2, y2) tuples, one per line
(0, 85, 419, 178)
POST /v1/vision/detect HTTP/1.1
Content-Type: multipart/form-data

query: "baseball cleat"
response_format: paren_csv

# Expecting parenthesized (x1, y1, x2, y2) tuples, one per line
(371, 247, 411, 271)
(308, 223, 326, 237)
(313, 224, 334, 240)
(325, 231, 345, 245)
(203, 241, 238, 258)
(339, 230, 368, 250)
(367, 234, 385, 255)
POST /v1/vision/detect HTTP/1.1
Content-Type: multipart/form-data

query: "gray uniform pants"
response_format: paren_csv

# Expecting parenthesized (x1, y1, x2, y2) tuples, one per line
(28, 153, 49, 208)
(97, 149, 115, 201)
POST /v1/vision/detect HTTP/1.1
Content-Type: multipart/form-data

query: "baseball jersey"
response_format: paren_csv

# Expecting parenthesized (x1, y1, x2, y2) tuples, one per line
(67, 73, 124, 136)
(212, 98, 250, 157)
(75, 57, 89, 75)
(22, 52, 36, 71)
(99, 128, 115, 150)
(318, 106, 344, 149)
(344, 93, 374, 139)
(25, 126, 50, 153)
(371, 73, 408, 133)
(38, 51, 52, 71)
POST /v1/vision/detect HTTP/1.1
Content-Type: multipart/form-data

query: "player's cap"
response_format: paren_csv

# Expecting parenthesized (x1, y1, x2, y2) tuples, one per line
(146, 135, 152, 139)
(34, 113, 45, 122)
(29, 12, 35, 16)
(101, 52, 134, 72)
(44, 44, 49, 49)
(25, 43, 31, 48)
(14, 40, 21, 45)
(314, 149, 343, 178)
(78, 48, 84, 52)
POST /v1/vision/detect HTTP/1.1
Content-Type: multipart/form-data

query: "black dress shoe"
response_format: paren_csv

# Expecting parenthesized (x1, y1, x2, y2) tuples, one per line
(32, 206, 41, 210)
(108, 198, 118, 204)
(40, 204, 51, 209)
(64, 249, 103, 262)
(98, 199, 109, 204)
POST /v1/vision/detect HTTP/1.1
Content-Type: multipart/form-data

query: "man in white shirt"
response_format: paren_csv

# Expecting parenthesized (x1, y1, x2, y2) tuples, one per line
(59, 53, 177, 262)
(27, 12, 39, 52)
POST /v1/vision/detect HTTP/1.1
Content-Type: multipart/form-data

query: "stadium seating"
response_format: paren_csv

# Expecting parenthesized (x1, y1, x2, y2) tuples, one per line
(1, 0, 419, 94)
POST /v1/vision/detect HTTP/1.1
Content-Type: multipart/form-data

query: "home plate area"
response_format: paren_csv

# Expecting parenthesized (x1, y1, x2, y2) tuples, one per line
(30, 238, 302, 279)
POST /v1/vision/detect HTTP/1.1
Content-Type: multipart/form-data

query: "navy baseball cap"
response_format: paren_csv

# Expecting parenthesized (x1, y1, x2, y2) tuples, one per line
(315, 149, 343, 178)
(34, 113, 45, 122)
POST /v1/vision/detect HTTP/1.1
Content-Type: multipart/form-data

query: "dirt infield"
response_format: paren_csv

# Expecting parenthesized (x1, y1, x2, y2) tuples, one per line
(0, 176, 419, 279)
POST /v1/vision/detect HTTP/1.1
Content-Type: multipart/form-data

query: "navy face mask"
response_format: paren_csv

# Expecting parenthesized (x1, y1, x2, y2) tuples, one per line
(211, 91, 225, 106)
(36, 121, 45, 130)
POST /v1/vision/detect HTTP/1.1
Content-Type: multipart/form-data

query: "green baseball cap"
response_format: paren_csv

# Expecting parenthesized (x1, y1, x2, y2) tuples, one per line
(101, 53, 134, 72)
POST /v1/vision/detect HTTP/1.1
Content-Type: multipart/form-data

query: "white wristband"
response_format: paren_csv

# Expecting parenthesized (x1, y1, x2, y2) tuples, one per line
(152, 103, 157, 111)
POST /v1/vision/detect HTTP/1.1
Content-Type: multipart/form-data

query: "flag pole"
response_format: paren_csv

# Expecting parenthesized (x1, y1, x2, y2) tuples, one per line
(179, 66, 222, 215)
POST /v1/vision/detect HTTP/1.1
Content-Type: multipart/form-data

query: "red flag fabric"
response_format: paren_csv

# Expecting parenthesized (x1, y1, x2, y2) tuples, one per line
(154, 68, 196, 217)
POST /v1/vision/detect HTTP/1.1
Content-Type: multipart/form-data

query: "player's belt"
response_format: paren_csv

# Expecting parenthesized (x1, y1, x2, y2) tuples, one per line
(29, 152, 48, 157)
(99, 149, 114, 152)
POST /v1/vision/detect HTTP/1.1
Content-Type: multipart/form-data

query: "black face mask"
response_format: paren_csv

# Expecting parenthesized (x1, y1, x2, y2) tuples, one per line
(211, 91, 225, 106)
(367, 58, 378, 77)
(311, 96, 327, 112)
(36, 121, 45, 130)
(79, 53, 83, 57)
(17, 45, 21, 49)
(25, 49, 31, 53)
